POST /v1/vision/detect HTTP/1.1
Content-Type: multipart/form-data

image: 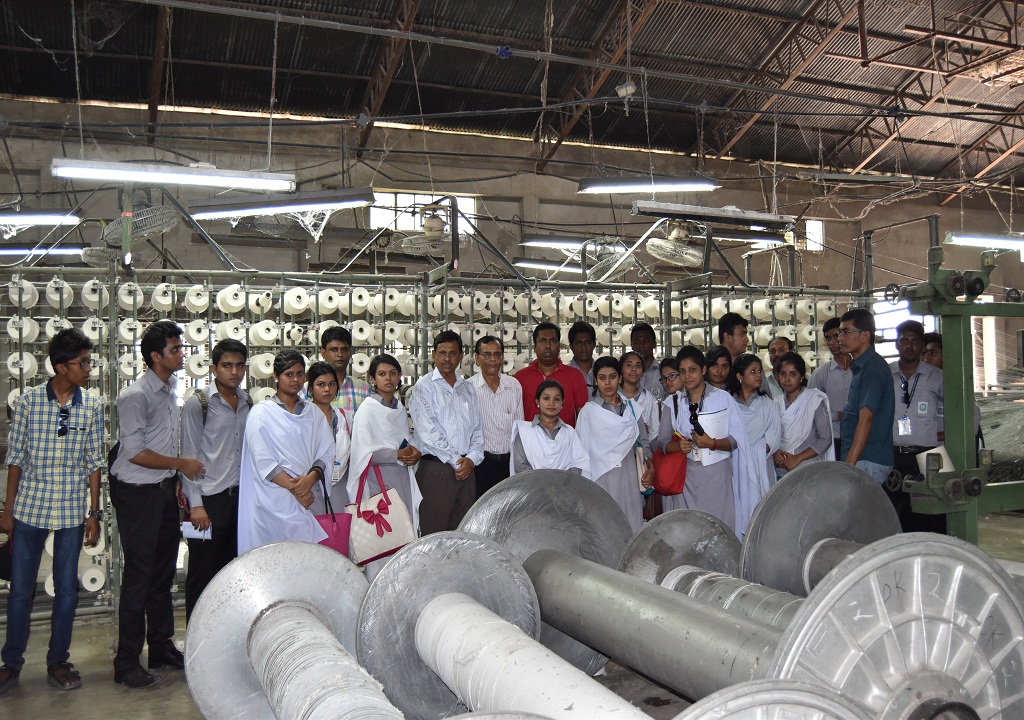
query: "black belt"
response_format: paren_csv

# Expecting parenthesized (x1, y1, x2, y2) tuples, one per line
(896, 445, 935, 454)
(420, 454, 442, 463)
(484, 452, 511, 460)
(207, 485, 239, 497)
(113, 476, 176, 490)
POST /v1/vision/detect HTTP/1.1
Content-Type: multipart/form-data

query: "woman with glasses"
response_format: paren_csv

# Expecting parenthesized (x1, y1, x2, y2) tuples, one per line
(307, 361, 350, 508)
(620, 351, 660, 445)
(727, 354, 781, 526)
(576, 357, 653, 532)
(772, 352, 834, 478)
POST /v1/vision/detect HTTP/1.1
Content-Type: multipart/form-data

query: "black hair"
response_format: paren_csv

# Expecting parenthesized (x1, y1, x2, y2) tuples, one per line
(821, 316, 842, 334)
(474, 335, 504, 354)
(769, 336, 794, 352)
(591, 355, 622, 396)
(535, 379, 564, 402)
(568, 320, 596, 345)
(777, 351, 808, 387)
(306, 360, 338, 390)
(841, 308, 875, 339)
(368, 353, 403, 379)
(630, 322, 656, 342)
(273, 349, 306, 377)
(212, 338, 248, 366)
(717, 312, 748, 339)
(896, 319, 926, 339)
(620, 350, 644, 367)
(922, 331, 942, 348)
(320, 326, 352, 349)
(727, 353, 766, 397)
(49, 328, 93, 366)
(140, 320, 183, 369)
(433, 330, 463, 351)
(675, 345, 707, 369)
(703, 345, 731, 380)
(533, 322, 560, 343)
(658, 357, 679, 373)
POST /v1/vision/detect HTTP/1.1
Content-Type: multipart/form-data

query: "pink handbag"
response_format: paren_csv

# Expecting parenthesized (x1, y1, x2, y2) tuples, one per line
(315, 477, 352, 556)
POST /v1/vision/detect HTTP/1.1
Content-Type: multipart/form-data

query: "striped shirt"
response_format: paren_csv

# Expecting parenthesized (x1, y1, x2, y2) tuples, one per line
(409, 368, 484, 468)
(332, 375, 371, 421)
(7, 381, 104, 529)
(468, 372, 524, 454)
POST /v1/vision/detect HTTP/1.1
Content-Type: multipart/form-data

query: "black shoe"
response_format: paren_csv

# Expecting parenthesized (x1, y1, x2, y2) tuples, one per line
(147, 646, 184, 670)
(114, 664, 160, 689)
(0, 664, 19, 694)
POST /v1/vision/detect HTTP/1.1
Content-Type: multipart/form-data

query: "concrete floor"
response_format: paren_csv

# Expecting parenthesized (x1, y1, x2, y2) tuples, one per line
(0, 511, 1021, 719)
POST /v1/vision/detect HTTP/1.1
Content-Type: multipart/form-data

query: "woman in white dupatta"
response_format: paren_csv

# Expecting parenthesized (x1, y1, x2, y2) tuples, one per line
(620, 351, 659, 446)
(510, 379, 590, 478)
(347, 354, 423, 580)
(727, 353, 781, 508)
(576, 357, 653, 533)
(773, 352, 834, 477)
(238, 350, 336, 554)
(307, 361, 351, 509)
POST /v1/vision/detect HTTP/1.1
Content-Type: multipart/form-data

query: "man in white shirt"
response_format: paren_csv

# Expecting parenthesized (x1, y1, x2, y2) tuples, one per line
(468, 336, 524, 498)
(809, 317, 852, 459)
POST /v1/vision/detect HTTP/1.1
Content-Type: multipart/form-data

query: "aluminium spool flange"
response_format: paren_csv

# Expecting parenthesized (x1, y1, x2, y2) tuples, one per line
(457, 469, 634, 675)
(671, 679, 870, 720)
(357, 532, 540, 720)
(184, 541, 370, 719)
(617, 509, 741, 584)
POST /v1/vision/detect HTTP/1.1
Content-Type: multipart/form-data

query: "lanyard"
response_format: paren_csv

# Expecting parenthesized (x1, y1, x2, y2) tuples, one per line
(899, 373, 921, 407)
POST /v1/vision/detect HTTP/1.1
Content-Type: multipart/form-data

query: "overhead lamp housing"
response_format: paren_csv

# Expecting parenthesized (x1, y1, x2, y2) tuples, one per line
(0, 211, 81, 226)
(52, 159, 296, 192)
(512, 257, 586, 275)
(944, 231, 1024, 251)
(577, 177, 720, 194)
(632, 201, 795, 233)
(520, 235, 591, 251)
(0, 245, 84, 257)
(796, 171, 920, 184)
(189, 188, 376, 219)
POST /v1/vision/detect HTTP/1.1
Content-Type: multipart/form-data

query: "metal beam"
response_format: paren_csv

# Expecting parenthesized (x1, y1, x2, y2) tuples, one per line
(355, 0, 422, 152)
(713, 0, 860, 159)
(146, 6, 172, 145)
(936, 99, 1024, 205)
(535, 0, 661, 171)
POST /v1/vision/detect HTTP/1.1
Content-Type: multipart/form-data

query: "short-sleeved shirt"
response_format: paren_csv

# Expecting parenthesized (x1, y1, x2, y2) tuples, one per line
(890, 360, 943, 448)
(180, 387, 250, 506)
(111, 370, 179, 485)
(840, 347, 895, 466)
(514, 360, 590, 427)
(6, 381, 104, 529)
(808, 357, 853, 439)
(639, 360, 664, 401)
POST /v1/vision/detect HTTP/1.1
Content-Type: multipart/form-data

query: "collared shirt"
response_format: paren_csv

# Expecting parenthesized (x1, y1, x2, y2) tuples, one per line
(7, 381, 104, 529)
(808, 357, 853, 439)
(112, 370, 180, 485)
(890, 360, 944, 448)
(840, 347, 895, 466)
(371, 392, 399, 410)
(180, 386, 250, 507)
(567, 358, 594, 392)
(514, 360, 590, 427)
(468, 372, 524, 454)
(409, 368, 485, 467)
(763, 374, 781, 400)
(640, 359, 664, 401)
(271, 393, 308, 415)
(332, 374, 371, 420)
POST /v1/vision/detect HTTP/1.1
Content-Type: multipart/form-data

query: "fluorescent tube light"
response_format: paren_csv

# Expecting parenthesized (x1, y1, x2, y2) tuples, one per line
(52, 159, 296, 192)
(520, 235, 591, 251)
(945, 231, 1024, 250)
(632, 201, 795, 231)
(189, 188, 375, 219)
(0, 246, 84, 256)
(512, 257, 586, 275)
(0, 212, 81, 226)
(578, 176, 720, 194)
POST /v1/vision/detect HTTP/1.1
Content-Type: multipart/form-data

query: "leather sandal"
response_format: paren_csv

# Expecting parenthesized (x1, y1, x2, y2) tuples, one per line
(47, 662, 81, 691)
(0, 664, 19, 694)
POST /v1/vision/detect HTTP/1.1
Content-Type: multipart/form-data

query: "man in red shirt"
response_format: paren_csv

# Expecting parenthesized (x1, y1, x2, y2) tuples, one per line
(514, 322, 590, 427)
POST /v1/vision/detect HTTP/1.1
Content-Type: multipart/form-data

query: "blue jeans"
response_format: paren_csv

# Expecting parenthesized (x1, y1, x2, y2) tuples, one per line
(2, 519, 84, 668)
(856, 459, 893, 485)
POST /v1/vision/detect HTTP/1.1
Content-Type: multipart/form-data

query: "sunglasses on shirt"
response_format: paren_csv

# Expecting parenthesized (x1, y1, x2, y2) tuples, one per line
(57, 406, 70, 437)
(688, 402, 705, 436)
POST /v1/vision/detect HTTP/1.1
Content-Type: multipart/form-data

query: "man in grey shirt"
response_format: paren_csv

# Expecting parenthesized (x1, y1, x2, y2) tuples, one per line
(180, 339, 250, 621)
(808, 317, 852, 459)
(109, 321, 203, 689)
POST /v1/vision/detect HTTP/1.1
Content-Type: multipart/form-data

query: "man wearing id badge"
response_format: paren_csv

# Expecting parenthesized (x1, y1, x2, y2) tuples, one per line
(889, 320, 944, 532)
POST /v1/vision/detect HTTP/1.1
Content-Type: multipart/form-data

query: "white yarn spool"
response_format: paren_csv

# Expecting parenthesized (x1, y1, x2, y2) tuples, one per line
(514, 352, 531, 372)
(384, 321, 402, 342)
(444, 290, 464, 316)
(584, 293, 599, 315)
(752, 298, 775, 321)
(352, 353, 371, 375)
(184, 319, 209, 345)
(384, 288, 402, 313)
(45, 279, 74, 308)
(118, 353, 144, 379)
(513, 294, 532, 316)
(642, 296, 661, 319)
(81, 280, 107, 311)
(402, 327, 418, 345)
(684, 328, 706, 347)
(81, 318, 107, 342)
(538, 293, 558, 316)
(7, 387, 23, 409)
(620, 294, 636, 318)
(248, 290, 274, 315)
(794, 298, 816, 322)
(472, 325, 487, 341)
(427, 294, 442, 317)
(459, 326, 473, 345)
(117, 282, 145, 311)
(566, 296, 586, 316)
(498, 292, 516, 317)
(774, 298, 794, 321)
(307, 320, 340, 346)
(88, 357, 103, 380)
(44, 574, 55, 597)
(367, 294, 384, 316)
(44, 317, 73, 339)
(484, 293, 500, 316)
(761, 350, 772, 368)
(118, 318, 144, 344)
(216, 319, 245, 342)
(597, 294, 612, 315)
(216, 284, 245, 314)
(148, 282, 174, 312)
(472, 291, 490, 317)
(611, 293, 625, 317)
(351, 320, 372, 344)
(399, 293, 418, 317)
(669, 300, 683, 321)
(775, 324, 797, 341)
(45, 532, 55, 556)
(315, 288, 341, 314)
(281, 323, 305, 346)
(83, 530, 105, 556)
(801, 350, 819, 369)
(8, 278, 38, 309)
(710, 297, 729, 319)
(671, 330, 683, 345)
(559, 351, 573, 365)
(595, 323, 613, 345)
(817, 351, 834, 366)
(249, 320, 278, 347)
(6, 316, 39, 343)
(250, 386, 276, 402)
(282, 287, 309, 315)
(753, 325, 775, 345)
(515, 326, 532, 344)
(80, 565, 106, 593)
(502, 356, 515, 373)
(184, 285, 209, 313)
(728, 297, 751, 318)
(502, 326, 516, 343)
(797, 324, 819, 345)
(44, 357, 55, 377)
(349, 286, 370, 313)
(683, 297, 706, 321)
(186, 353, 211, 379)
(816, 300, 836, 318)
(250, 353, 275, 380)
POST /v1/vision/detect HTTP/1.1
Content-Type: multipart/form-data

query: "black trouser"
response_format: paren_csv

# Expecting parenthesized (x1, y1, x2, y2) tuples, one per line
(416, 457, 476, 535)
(110, 478, 181, 671)
(184, 487, 239, 622)
(475, 452, 512, 500)
(888, 447, 947, 534)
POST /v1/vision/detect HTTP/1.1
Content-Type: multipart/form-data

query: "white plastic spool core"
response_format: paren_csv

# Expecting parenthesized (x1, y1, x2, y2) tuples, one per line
(80, 565, 106, 593)
(45, 279, 74, 309)
(117, 282, 145, 311)
(151, 282, 175, 312)
(6, 316, 40, 343)
(184, 285, 210, 313)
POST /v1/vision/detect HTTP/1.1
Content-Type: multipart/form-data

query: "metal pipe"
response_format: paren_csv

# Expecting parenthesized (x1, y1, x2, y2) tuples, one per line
(522, 549, 781, 701)
(661, 565, 802, 629)
(801, 538, 865, 595)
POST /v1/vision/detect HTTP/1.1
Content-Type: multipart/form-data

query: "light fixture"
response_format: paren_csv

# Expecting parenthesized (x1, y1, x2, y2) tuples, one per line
(0, 211, 81, 226)
(0, 246, 84, 257)
(512, 257, 586, 275)
(796, 171, 920, 184)
(944, 231, 1024, 250)
(520, 235, 591, 251)
(189, 188, 376, 219)
(577, 176, 720, 194)
(632, 201, 795, 232)
(51, 159, 296, 192)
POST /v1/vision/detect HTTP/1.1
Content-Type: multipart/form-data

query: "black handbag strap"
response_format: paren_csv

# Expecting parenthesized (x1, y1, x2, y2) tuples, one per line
(320, 475, 335, 519)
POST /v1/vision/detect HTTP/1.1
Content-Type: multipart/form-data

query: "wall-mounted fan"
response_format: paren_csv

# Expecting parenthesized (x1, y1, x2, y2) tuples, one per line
(646, 222, 705, 268)
(399, 205, 473, 256)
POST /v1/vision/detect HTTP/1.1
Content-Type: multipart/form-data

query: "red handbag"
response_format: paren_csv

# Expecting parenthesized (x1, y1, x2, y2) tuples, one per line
(315, 477, 352, 556)
(652, 448, 687, 495)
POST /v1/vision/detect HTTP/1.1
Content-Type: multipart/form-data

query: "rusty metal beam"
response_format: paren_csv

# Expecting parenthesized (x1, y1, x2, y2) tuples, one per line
(535, 0, 661, 172)
(355, 0, 422, 152)
(146, 6, 172, 145)
(712, 0, 860, 159)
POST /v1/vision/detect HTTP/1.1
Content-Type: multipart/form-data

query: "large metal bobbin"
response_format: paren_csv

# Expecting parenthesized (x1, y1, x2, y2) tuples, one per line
(458, 469, 635, 675)
(184, 541, 395, 720)
(357, 532, 650, 720)
(672, 679, 871, 720)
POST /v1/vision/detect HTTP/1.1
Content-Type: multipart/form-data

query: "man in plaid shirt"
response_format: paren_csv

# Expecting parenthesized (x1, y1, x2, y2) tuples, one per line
(1, 329, 104, 693)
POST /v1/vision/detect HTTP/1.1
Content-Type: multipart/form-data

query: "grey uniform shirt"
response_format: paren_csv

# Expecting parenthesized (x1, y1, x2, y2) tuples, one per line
(640, 360, 664, 401)
(181, 387, 250, 507)
(890, 360, 944, 447)
(567, 359, 594, 392)
(111, 370, 179, 485)
(808, 357, 853, 439)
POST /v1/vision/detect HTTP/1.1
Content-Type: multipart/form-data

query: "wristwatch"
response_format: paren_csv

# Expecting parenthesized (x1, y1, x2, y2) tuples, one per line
(87, 509, 103, 521)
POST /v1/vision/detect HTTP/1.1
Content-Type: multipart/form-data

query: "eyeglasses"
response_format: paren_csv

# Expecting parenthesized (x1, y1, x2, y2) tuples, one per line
(477, 352, 503, 360)
(660, 373, 680, 384)
(63, 359, 92, 369)
(57, 406, 70, 437)
(837, 328, 863, 336)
